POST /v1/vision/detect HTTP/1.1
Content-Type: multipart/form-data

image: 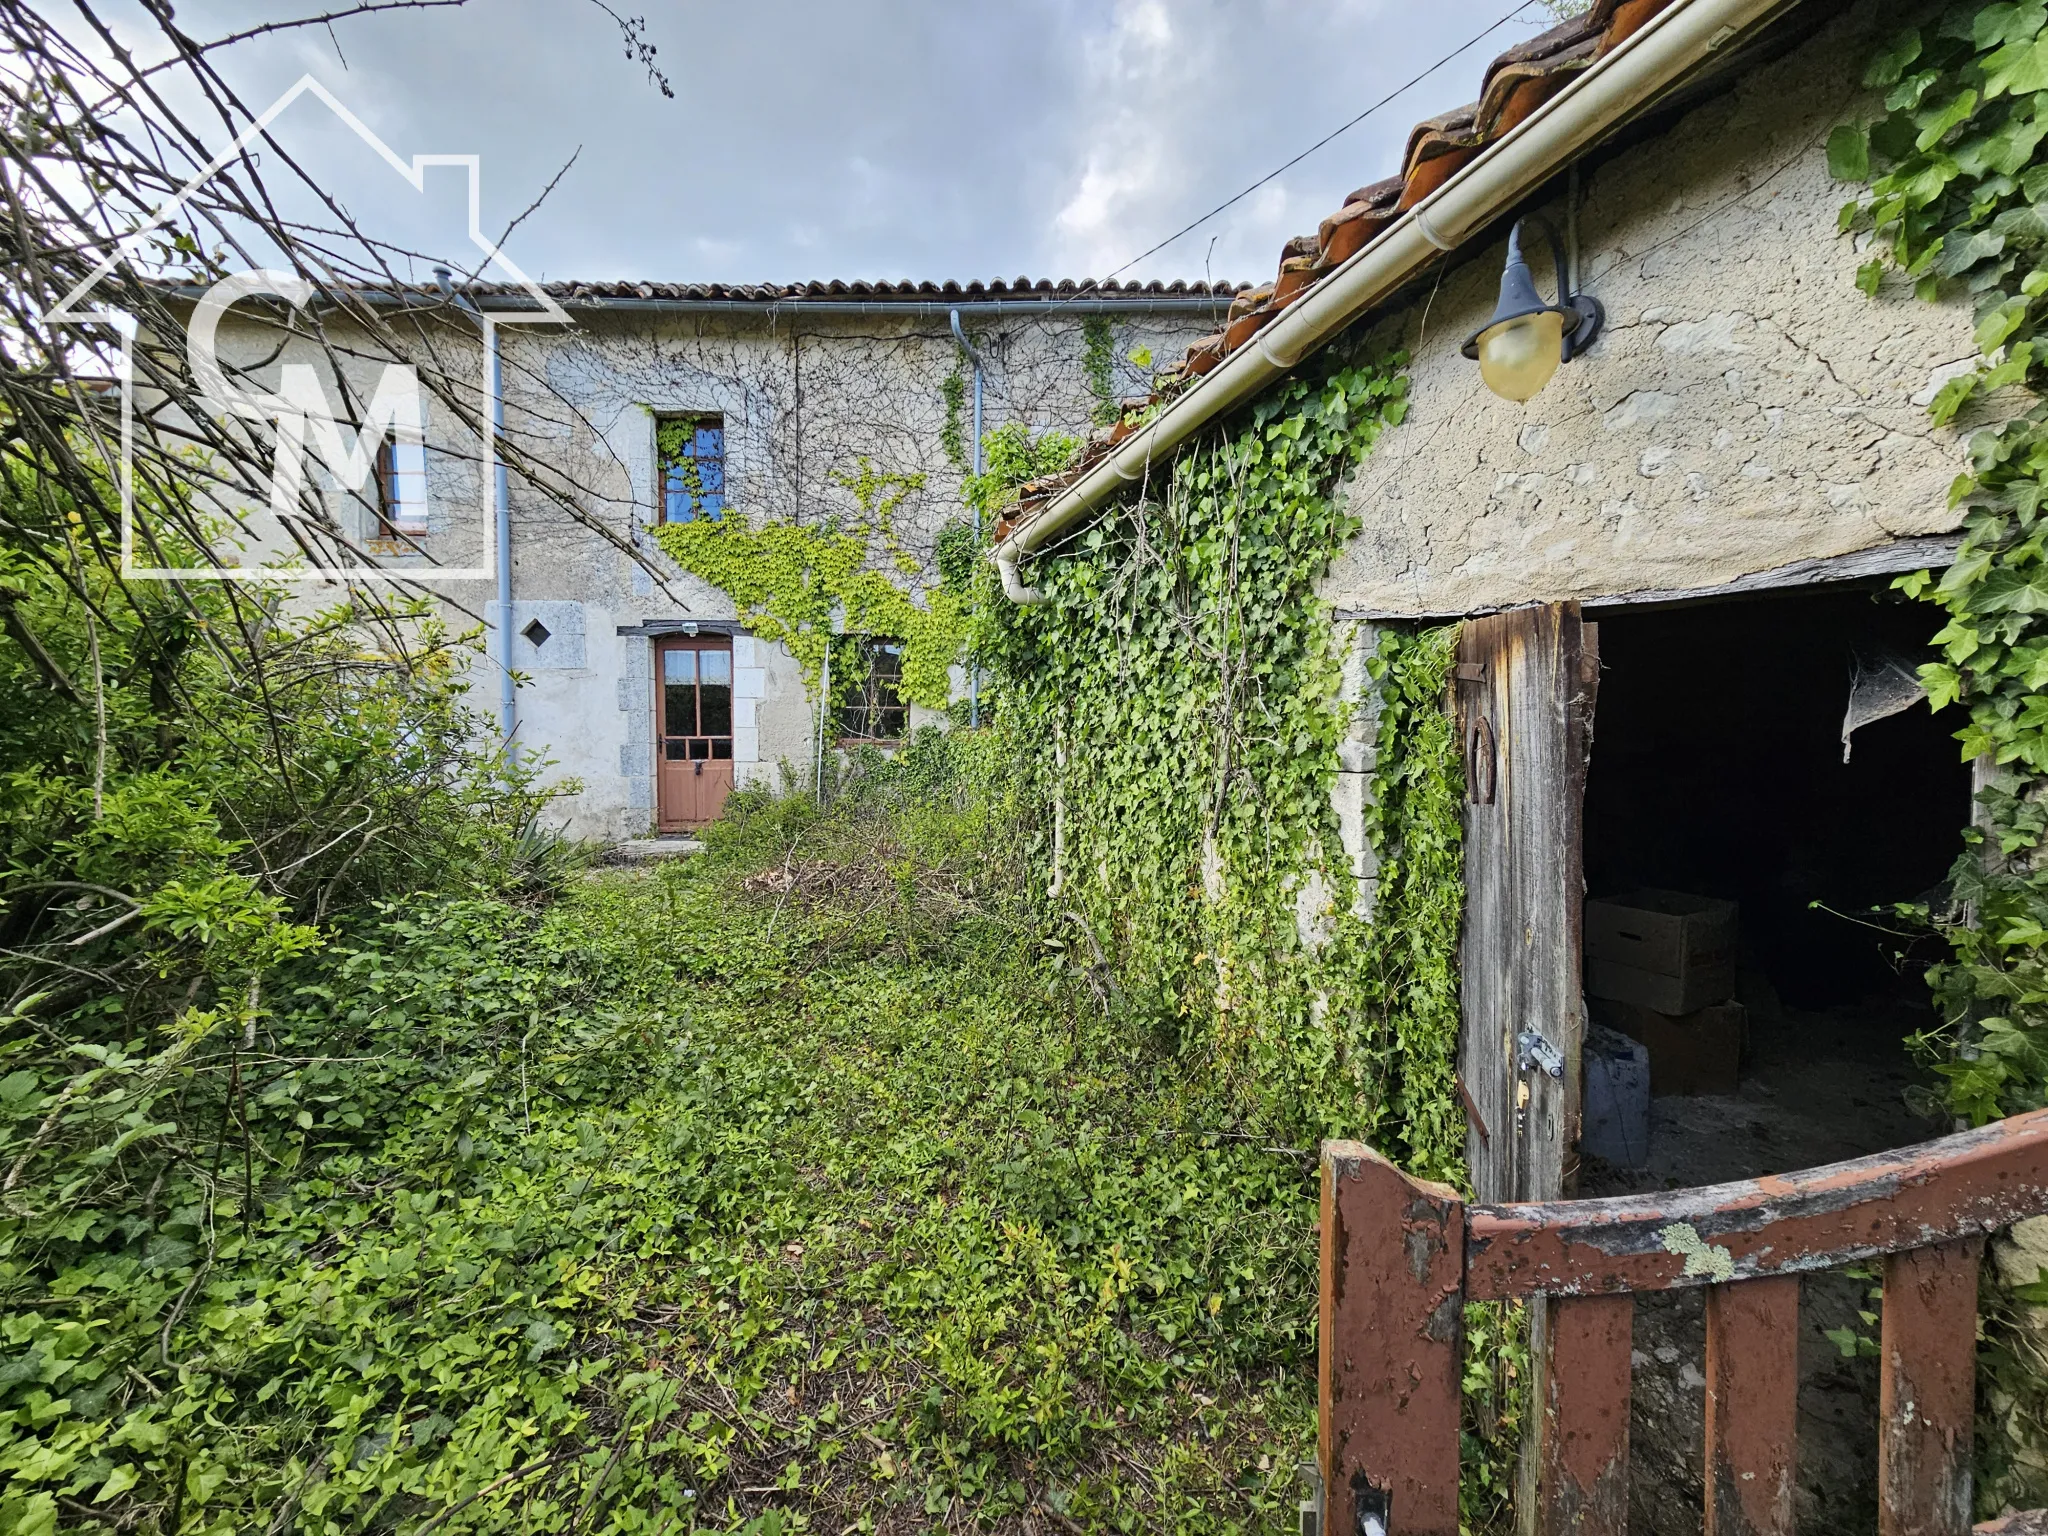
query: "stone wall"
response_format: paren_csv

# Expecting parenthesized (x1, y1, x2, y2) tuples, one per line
(197, 300, 1217, 839)
(1325, 0, 1985, 619)
(500, 306, 1213, 838)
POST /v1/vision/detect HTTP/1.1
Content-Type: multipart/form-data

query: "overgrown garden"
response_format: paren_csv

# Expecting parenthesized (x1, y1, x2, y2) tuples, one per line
(27, 0, 2048, 1528)
(1, 321, 1504, 1532)
(5, 4, 1481, 1520)
(0, 660, 1335, 1531)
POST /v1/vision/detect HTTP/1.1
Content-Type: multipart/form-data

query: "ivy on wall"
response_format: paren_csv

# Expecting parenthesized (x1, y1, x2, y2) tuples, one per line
(963, 423, 1080, 524)
(1082, 316, 1119, 427)
(980, 355, 1451, 1146)
(651, 451, 967, 711)
(1356, 625, 1468, 1180)
(1835, 0, 2048, 1511)
(941, 363, 969, 473)
(651, 383, 1078, 721)
(980, 354, 1526, 1518)
(1836, 1, 2048, 1126)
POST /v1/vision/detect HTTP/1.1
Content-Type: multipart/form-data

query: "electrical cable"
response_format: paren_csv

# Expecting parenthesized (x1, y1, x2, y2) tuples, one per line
(1090, 0, 1543, 291)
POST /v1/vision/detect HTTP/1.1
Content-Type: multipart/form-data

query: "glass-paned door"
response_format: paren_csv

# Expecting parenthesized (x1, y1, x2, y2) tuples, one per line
(655, 637, 735, 830)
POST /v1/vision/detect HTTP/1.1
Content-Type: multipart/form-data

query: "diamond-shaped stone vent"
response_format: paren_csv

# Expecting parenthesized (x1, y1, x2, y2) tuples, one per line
(521, 618, 551, 649)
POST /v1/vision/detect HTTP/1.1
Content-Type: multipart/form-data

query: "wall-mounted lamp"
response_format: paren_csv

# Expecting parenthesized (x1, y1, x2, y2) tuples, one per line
(1462, 217, 1603, 402)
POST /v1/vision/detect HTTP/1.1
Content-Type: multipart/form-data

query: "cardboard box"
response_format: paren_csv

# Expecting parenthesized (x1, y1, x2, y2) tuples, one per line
(1584, 889, 1738, 1013)
(1591, 997, 1746, 1096)
(1585, 956, 1737, 1014)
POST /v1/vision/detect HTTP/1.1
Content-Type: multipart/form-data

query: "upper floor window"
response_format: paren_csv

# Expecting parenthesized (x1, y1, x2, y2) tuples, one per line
(658, 417, 725, 523)
(375, 436, 429, 539)
(836, 637, 907, 743)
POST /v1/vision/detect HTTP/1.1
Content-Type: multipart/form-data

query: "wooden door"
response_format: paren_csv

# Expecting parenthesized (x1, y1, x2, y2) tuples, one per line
(1455, 604, 1599, 1205)
(655, 636, 736, 831)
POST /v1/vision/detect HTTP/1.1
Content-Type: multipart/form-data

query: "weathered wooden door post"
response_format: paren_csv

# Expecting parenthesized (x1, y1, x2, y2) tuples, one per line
(1454, 602, 1600, 1534)
(1454, 601, 1598, 1206)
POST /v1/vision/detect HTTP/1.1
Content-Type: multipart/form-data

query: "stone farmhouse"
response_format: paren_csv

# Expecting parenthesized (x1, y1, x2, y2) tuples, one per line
(979, 0, 2023, 1525)
(191, 279, 1229, 840)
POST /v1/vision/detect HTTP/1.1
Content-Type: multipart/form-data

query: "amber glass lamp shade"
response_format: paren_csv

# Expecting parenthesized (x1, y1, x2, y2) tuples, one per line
(1461, 217, 1600, 403)
(1475, 309, 1567, 402)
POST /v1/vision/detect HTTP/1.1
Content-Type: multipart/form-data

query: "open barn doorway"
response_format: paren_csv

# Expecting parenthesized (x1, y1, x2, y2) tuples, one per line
(1578, 584, 1969, 1187)
(1575, 582, 1973, 1534)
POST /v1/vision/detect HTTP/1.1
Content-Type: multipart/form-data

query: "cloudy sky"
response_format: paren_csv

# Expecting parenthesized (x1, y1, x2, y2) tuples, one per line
(143, 0, 1556, 291)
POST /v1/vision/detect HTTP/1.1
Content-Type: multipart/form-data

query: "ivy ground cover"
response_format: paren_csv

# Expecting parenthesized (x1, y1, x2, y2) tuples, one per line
(2, 756, 1325, 1535)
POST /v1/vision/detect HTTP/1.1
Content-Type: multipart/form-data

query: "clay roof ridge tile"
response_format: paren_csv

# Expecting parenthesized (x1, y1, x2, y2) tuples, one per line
(1186, 0, 1694, 381)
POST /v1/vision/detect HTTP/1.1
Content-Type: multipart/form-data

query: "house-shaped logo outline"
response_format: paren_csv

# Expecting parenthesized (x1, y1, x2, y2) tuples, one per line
(43, 75, 570, 583)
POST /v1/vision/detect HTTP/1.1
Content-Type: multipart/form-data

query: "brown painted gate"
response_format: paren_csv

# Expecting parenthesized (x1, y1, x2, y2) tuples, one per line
(1315, 1111, 2048, 1536)
(655, 635, 735, 831)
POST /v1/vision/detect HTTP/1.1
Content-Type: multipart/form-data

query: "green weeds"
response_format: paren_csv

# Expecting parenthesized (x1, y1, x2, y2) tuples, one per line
(3, 748, 1324, 1534)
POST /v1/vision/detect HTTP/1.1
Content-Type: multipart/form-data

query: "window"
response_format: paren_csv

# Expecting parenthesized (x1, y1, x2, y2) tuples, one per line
(658, 417, 725, 523)
(375, 436, 429, 538)
(836, 637, 907, 742)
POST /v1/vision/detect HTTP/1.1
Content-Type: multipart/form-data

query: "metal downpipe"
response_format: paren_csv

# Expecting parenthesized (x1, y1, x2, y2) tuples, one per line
(436, 266, 517, 757)
(488, 318, 514, 757)
(951, 309, 1001, 706)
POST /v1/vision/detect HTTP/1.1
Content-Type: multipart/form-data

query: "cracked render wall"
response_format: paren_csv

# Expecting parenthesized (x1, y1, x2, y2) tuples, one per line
(195, 302, 1218, 840)
(1325, 0, 1983, 623)
(1319, 0, 1988, 907)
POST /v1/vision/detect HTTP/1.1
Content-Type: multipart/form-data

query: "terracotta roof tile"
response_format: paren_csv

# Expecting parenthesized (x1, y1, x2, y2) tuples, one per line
(1185, 0, 1681, 383)
(994, 0, 1688, 541)
(489, 276, 1243, 304)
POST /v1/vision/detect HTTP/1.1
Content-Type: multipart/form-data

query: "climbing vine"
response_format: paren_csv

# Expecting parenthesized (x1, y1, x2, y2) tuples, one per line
(652, 453, 968, 710)
(1082, 316, 1119, 426)
(962, 423, 1080, 523)
(940, 362, 968, 472)
(981, 353, 1461, 1149)
(650, 341, 1109, 723)
(980, 349, 1523, 1515)
(1356, 625, 1468, 1180)
(1836, 1, 2048, 1124)
(1836, 0, 2048, 1511)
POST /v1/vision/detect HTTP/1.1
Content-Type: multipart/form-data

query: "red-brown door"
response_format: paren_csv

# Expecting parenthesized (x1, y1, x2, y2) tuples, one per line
(655, 636, 735, 831)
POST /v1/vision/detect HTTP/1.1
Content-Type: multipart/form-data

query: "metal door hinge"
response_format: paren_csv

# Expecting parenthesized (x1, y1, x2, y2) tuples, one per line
(1517, 1028, 1566, 1079)
(1295, 1463, 1324, 1536)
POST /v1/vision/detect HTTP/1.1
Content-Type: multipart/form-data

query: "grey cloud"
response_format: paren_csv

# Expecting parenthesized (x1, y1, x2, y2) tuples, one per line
(154, 0, 1553, 287)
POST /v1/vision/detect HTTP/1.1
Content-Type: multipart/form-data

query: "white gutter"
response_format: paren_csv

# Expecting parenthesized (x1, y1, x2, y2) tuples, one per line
(992, 0, 1795, 603)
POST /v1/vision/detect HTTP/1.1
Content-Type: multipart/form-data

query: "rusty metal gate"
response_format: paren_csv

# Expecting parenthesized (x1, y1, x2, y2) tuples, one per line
(1313, 1108, 2048, 1536)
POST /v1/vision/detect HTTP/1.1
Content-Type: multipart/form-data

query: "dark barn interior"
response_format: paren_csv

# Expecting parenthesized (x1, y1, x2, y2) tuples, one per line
(1577, 584, 1974, 1536)
(1585, 586, 1969, 1035)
